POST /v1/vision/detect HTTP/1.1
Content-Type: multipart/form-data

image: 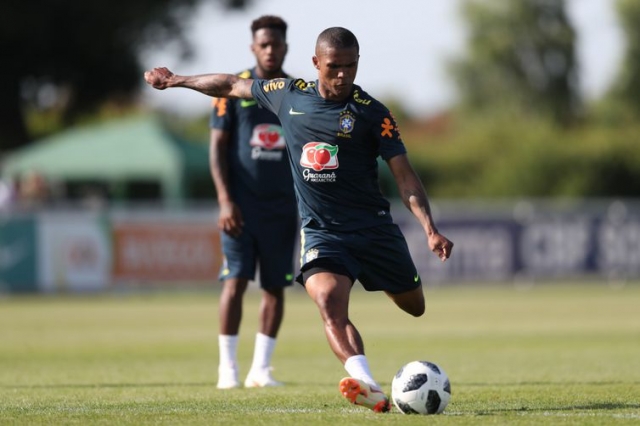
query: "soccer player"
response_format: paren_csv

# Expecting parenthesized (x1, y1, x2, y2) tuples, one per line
(145, 26, 453, 413)
(209, 16, 297, 389)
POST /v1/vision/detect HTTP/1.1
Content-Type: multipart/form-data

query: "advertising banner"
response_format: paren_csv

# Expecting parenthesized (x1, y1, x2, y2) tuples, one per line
(0, 215, 38, 292)
(37, 212, 111, 292)
(112, 221, 221, 283)
(395, 202, 640, 283)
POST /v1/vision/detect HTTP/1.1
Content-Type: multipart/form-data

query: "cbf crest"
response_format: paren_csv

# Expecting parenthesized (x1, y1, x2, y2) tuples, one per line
(338, 110, 356, 138)
(305, 248, 319, 264)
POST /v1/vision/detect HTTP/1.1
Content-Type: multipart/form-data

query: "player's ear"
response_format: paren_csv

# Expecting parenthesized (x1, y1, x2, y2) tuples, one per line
(312, 56, 319, 69)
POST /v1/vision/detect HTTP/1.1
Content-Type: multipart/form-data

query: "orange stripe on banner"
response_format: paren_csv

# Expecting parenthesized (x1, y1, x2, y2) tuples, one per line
(112, 223, 221, 282)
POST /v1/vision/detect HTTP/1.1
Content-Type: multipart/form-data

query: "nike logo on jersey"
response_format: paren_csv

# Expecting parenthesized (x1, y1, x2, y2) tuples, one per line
(289, 107, 305, 115)
(414, 274, 420, 283)
(241, 99, 257, 108)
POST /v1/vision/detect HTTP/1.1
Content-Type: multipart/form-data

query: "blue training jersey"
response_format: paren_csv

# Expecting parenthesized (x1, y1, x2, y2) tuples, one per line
(251, 78, 407, 231)
(210, 68, 295, 208)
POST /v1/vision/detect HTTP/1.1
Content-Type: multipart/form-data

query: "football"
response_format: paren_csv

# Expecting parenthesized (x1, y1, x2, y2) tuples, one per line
(391, 360, 451, 415)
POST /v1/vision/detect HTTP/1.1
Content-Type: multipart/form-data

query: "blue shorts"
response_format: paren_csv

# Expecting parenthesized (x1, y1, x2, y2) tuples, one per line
(296, 223, 422, 294)
(220, 208, 297, 289)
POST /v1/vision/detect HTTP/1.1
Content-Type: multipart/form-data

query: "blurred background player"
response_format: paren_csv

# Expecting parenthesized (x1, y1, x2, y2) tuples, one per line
(209, 15, 297, 389)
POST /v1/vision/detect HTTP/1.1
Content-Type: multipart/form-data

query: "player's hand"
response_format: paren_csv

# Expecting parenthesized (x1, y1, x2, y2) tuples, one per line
(428, 232, 453, 262)
(144, 67, 174, 90)
(217, 200, 244, 237)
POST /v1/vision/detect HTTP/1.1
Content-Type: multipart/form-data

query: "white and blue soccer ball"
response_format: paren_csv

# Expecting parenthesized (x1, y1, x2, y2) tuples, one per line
(391, 360, 451, 415)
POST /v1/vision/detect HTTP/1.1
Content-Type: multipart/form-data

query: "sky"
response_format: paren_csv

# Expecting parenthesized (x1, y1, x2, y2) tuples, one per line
(141, 0, 624, 117)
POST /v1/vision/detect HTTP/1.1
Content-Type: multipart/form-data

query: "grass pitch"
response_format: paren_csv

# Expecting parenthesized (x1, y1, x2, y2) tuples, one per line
(1, 283, 639, 425)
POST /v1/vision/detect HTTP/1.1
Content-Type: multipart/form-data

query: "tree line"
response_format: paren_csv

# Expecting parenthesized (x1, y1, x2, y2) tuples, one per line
(1, 0, 638, 198)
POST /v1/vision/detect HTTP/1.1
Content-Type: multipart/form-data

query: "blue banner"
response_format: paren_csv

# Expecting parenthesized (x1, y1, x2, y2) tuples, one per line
(0, 215, 38, 292)
(394, 203, 640, 283)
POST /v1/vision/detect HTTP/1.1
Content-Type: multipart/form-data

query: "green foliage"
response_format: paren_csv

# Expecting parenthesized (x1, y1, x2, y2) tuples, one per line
(0, 0, 252, 151)
(403, 110, 640, 198)
(607, 0, 640, 115)
(407, 0, 639, 199)
(1, 285, 639, 424)
(162, 113, 211, 145)
(452, 0, 580, 126)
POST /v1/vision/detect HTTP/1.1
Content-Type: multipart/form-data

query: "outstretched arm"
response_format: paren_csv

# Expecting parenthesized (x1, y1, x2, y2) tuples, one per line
(144, 67, 254, 99)
(387, 154, 453, 261)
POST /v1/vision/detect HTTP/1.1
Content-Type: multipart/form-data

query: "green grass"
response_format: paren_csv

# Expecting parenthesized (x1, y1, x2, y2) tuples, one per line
(1, 283, 639, 425)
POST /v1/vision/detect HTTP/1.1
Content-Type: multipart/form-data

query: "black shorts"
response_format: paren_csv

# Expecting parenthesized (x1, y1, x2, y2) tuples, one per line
(296, 223, 422, 294)
(220, 209, 297, 289)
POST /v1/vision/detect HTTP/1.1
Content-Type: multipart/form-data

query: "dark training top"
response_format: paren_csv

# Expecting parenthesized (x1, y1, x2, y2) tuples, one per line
(252, 78, 407, 231)
(210, 68, 295, 210)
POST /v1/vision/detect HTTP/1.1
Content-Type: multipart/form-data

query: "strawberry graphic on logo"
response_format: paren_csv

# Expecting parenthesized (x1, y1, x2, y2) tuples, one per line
(250, 124, 285, 149)
(258, 129, 280, 148)
(300, 142, 339, 171)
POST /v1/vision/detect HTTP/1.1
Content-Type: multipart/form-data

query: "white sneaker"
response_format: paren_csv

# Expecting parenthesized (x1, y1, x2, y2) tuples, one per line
(217, 366, 240, 389)
(244, 367, 283, 388)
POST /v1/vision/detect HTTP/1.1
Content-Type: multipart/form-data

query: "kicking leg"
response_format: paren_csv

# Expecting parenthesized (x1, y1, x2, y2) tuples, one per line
(385, 285, 425, 317)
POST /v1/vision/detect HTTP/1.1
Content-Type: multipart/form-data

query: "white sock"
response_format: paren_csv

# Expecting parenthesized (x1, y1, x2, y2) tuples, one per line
(218, 334, 238, 369)
(344, 354, 381, 391)
(249, 332, 276, 372)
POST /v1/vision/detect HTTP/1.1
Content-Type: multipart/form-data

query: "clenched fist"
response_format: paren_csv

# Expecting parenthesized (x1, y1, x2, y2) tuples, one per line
(144, 67, 174, 90)
(428, 232, 453, 262)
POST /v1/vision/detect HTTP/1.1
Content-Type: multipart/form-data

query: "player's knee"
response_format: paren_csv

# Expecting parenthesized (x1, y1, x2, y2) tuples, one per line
(408, 303, 425, 317)
(221, 282, 247, 301)
(390, 289, 425, 317)
(262, 287, 284, 302)
(313, 292, 348, 323)
(400, 298, 424, 317)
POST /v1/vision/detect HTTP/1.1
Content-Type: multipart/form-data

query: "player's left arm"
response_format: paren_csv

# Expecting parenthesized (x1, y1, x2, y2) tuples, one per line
(386, 154, 453, 261)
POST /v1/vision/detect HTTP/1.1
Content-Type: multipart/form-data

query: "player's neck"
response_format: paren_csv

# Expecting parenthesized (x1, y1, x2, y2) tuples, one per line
(255, 67, 285, 80)
(317, 83, 351, 102)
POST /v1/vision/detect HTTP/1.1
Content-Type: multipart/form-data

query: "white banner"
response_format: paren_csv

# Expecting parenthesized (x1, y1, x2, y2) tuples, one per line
(37, 212, 111, 292)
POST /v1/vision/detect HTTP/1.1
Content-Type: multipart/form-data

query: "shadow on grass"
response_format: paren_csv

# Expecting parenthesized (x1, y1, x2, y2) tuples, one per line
(465, 380, 640, 387)
(452, 381, 640, 416)
(0, 381, 307, 389)
(1, 382, 215, 389)
(470, 401, 640, 416)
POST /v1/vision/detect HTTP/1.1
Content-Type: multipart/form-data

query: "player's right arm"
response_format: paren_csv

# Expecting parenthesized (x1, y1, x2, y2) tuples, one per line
(144, 67, 253, 99)
(209, 128, 244, 237)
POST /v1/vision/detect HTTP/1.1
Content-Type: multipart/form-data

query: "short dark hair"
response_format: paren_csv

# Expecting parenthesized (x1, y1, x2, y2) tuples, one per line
(316, 27, 359, 53)
(251, 15, 287, 38)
